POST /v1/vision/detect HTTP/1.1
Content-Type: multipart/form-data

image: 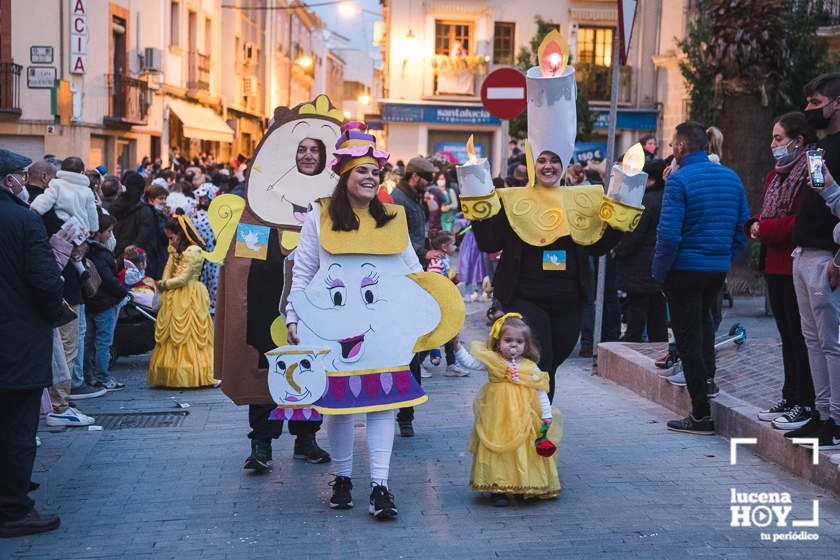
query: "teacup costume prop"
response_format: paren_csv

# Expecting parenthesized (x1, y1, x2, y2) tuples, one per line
(459, 31, 643, 400)
(268, 122, 464, 515)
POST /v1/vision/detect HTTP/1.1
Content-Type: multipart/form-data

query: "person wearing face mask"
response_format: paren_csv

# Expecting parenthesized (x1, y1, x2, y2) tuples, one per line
(112, 171, 162, 278)
(0, 149, 65, 537)
(652, 121, 749, 435)
(191, 184, 220, 315)
(743, 113, 817, 430)
(29, 157, 98, 234)
(83, 212, 128, 392)
(783, 72, 840, 449)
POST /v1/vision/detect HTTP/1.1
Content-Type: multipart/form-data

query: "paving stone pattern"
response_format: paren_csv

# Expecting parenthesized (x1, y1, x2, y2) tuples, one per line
(2, 299, 838, 559)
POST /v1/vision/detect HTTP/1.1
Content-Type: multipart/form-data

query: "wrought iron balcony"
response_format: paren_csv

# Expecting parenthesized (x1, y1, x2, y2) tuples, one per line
(0, 62, 22, 115)
(188, 51, 211, 92)
(105, 73, 150, 127)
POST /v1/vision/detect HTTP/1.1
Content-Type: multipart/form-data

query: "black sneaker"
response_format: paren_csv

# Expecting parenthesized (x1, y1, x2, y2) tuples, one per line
(706, 379, 720, 398)
(243, 440, 272, 473)
(666, 415, 715, 435)
(0, 509, 60, 538)
(772, 405, 813, 430)
(369, 484, 397, 519)
(69, 384, 107, 400)
(329, 476, 353, 509)
(783, 414, 824, 438)
(491, 493, 510, 507)
(398, 421, 414, 437)
(758, 399, 791, 422)
(293, 435, 331, 464)
(798, 418, 840, 450)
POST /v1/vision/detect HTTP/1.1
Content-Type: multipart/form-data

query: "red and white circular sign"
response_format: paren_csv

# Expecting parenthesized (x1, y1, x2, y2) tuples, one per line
(480, 68, 527, 120)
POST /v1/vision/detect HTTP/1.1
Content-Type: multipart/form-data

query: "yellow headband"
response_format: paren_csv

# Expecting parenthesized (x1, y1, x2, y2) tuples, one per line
(175, 214, 205, 247)
(339, 156, 379, 176)
(487, 312, 524, 348)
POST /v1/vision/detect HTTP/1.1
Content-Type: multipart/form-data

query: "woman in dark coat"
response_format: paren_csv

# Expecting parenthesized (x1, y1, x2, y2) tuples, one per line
(111, 171, 166, 279)
(615, 159, 667, 342)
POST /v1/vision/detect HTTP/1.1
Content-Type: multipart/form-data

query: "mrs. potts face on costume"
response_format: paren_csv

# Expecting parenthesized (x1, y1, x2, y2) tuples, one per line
(266, 347, 330, 406)
(535, 151, 563, 185)
(289, 255, 442, 371)
(346, 164, 380, 208)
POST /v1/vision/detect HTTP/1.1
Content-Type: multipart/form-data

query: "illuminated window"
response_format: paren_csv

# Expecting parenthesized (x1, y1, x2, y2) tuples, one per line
(435, 20, 473, 56)
(493, 22, 515, 65)
(577, 26, 613, 66)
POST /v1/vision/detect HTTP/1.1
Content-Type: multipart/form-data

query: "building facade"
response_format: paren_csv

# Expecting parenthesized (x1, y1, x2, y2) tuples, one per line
(379, 0, 662, 174)
(0, 0, 344, 172)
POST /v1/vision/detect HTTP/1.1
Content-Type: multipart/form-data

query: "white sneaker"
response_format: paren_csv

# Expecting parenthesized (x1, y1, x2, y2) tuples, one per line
(444, 364, 470, 377)
(667, 372, 687, 387)
(830, 454, 840, 465)
(420, 368, 433, 379)
(46, 407, 95, 427)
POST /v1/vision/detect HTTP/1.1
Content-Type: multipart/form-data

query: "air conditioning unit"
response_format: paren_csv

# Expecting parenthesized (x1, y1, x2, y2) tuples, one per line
(243, 42, 257, 65)
(142, 47, 163, 72)
(243, 76, 257, 95)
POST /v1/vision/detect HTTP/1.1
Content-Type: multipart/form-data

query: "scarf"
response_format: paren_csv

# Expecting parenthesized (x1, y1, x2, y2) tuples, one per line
(761, 148, 809, 220)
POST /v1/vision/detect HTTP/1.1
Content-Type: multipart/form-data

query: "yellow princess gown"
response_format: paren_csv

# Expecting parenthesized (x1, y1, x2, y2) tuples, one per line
(148, 245, 216, 388)
(467, 342, 562, 497)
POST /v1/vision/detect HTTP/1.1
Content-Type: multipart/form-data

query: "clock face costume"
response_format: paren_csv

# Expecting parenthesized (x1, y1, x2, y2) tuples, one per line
(209, 95, 344, 405)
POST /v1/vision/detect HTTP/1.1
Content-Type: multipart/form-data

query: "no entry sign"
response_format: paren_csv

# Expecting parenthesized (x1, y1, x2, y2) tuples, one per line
(480, 68, 527, 120)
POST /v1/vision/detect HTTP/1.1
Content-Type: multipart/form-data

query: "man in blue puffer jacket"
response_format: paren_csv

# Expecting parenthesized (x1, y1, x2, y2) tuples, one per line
(652, 121, 749, 435)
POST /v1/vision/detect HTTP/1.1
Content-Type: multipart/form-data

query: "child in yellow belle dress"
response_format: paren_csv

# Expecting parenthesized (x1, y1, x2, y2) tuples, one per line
(454, 313, 562, 507)
(147, 210, 217, 388)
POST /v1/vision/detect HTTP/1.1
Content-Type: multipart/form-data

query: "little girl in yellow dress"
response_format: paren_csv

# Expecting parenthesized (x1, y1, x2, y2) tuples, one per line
(455, 313, 562, 506)
(147, 210, 217, 388)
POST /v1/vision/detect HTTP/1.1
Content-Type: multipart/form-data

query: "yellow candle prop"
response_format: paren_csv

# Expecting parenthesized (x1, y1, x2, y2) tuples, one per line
(456, 134, 493, 197)
(605, 143, 648, 208)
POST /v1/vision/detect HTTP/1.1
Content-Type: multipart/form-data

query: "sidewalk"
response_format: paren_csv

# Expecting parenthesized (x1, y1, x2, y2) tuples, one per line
(2, 299, 839, 559)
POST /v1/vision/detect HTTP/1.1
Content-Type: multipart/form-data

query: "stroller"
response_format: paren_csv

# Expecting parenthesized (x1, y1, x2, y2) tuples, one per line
(110, 298, 157, 368)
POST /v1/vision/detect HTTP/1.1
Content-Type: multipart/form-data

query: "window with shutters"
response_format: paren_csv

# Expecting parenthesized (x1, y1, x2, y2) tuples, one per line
(493, 22, 515, 65)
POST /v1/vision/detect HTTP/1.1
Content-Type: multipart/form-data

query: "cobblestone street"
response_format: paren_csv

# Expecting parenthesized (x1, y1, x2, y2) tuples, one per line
(2, 299, 839, 559)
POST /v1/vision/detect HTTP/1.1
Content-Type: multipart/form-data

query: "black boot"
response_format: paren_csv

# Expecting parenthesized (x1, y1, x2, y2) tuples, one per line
(294, 434, 331, 464)
(243, 439, 272, 473)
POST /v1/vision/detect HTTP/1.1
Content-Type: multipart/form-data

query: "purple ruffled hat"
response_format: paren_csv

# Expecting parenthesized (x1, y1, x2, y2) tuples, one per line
(329, 121, 390, 176)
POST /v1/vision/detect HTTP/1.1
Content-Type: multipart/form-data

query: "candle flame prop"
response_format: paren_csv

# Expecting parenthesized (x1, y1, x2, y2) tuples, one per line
(622, 143, 645, 176)
(466, 134, 477, 164)
(537, 29, 569, 78)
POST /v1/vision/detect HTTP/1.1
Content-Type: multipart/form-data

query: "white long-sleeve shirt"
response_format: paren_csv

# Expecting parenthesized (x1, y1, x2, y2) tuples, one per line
(284, 202, 423, 324)
(455, 346, 552, 420)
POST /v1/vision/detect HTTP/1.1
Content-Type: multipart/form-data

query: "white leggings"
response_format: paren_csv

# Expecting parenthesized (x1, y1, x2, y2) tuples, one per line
(327, 410, 395, 486)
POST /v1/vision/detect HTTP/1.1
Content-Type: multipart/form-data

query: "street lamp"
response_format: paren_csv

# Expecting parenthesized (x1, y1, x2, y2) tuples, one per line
(296, 55, 314, 69)
(358, 93, 371, 106)
(338, 1, 360, 17)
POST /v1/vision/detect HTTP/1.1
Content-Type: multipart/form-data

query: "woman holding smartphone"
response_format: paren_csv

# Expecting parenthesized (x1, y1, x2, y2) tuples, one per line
(747, 112, 816, 430)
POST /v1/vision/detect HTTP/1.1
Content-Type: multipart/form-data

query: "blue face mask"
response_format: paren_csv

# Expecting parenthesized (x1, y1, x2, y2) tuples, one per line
(124, 265, 144, 286)
(771, 140, 798, 164)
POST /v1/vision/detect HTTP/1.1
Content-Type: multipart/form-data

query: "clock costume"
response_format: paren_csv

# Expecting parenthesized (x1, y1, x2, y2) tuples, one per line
(458, 50, 643, 401)
(208, 95, 345, 467)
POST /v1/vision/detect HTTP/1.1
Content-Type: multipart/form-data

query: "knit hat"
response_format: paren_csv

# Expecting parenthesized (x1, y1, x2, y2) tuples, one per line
(329, 121, 389, 176)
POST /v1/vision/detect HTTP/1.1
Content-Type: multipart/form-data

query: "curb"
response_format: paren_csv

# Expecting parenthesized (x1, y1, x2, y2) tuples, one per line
(597, 341, 840, 499)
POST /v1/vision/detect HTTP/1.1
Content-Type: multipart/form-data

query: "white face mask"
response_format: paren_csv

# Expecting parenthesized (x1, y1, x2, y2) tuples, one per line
(436, 179, 446, 188)
(16, 185, 29, 204)
(105, 232, 116, 252)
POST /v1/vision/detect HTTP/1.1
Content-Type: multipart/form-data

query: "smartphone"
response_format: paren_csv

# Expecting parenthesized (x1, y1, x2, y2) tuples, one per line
(807, 149, 826, 189)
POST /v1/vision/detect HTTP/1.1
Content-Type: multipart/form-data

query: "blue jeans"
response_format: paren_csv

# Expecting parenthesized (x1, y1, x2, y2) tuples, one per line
(72, 304, 86, 389)
(83, 306, 118, 385)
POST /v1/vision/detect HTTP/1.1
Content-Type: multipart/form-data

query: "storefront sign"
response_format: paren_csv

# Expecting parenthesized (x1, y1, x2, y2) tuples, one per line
(27, 66, 57, 89)
(434, 141, 485, 165)
(30, 46, 54, 64)
(69, 0, 88, 74)
(574, 142, 606, 163)
(381, 103, 501, 126)
(593, 108, 657, 131)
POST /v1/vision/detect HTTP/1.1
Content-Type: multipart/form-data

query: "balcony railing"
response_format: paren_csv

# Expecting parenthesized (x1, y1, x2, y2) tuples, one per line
(820, 0, 840, 25)
(105, 73, 150, 126)
(576, 63, 632, 103)
(0, 62, 22, 115)
(188, 51, 211, 92)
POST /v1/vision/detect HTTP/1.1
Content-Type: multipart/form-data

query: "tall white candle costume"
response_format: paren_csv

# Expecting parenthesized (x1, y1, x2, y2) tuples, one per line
(457, 30, 644, 242)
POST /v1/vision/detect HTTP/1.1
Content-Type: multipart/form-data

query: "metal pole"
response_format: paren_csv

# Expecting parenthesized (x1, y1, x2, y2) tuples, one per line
(592, 30, 621, 367)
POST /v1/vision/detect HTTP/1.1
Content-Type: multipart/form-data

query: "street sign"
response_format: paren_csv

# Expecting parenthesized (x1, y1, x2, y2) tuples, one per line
(480, 68, 527, 120)
(618, 0, 638, 65)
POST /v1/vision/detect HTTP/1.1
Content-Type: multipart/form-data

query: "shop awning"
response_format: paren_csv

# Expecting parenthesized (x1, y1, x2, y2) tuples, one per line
(168, 99, 235, 143)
